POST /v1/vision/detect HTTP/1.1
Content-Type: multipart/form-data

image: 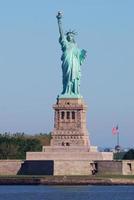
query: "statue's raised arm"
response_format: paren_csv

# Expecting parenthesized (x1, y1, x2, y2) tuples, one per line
(56, 11, 64, 39)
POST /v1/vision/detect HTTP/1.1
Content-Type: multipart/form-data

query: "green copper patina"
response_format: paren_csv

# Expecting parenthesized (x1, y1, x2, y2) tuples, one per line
(56, 12, 87, 98)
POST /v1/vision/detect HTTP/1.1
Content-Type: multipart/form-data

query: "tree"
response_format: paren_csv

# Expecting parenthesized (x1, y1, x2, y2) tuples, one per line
(123, 149, 134, 160)
(0, 132, 50, 159)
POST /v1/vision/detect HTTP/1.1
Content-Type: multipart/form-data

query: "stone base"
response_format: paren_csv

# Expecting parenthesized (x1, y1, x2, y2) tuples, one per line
(54, 160, 91, 175)
(26, 96, 113, 175)
(42, 145, 98, 153)
(26, 150, 113, 175)
(26, 145, 113, 175)
(26, 151, 113, 161)
(51, 98, 90, 147)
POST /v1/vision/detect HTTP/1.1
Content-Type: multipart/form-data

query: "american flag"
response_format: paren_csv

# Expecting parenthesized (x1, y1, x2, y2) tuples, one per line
(112, 125, 119, 135)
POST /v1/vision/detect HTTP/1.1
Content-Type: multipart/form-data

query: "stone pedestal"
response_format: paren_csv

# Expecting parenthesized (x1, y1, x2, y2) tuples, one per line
(26, 97, 113, 175)
(50, 98, 90, 147)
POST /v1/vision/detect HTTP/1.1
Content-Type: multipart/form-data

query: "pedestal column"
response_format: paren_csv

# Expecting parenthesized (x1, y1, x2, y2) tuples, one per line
(50, 98, 90, 147)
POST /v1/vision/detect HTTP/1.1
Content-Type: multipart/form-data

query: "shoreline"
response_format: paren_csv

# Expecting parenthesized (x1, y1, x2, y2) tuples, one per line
(0, 176, 134, 185)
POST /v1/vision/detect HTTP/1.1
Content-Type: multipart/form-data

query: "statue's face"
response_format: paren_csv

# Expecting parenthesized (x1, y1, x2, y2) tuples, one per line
(66, 33, 75, 42)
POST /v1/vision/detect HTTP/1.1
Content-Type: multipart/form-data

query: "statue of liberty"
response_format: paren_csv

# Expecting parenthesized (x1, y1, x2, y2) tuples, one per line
(56, 12, 87, 98)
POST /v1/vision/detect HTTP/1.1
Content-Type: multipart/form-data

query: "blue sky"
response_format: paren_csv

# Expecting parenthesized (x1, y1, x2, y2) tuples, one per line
(0, 0, 134, 147)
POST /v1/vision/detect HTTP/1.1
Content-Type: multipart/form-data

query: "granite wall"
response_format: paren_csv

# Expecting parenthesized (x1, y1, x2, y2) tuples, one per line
(122, 160, 134, 175)
(96, 161, 122, 175)
(96, 160, 134, 175)
(0, 160, 134, 176)
(0, 160, 23, 175)
(54, 160, 92, 175)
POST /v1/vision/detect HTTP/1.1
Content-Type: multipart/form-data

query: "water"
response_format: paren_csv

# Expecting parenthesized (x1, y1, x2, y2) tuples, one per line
(0, 185, 133, 200)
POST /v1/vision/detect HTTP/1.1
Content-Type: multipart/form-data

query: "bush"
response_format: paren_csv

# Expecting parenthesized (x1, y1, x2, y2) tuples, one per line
(0, 132, 51, 159)
(123, 149, 134, 160)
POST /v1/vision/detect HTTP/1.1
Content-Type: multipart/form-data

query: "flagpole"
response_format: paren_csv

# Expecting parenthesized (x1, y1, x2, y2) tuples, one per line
(112, 125, 120, 152)
(117, 131, 119, 147)
(117, 128, 120, 152)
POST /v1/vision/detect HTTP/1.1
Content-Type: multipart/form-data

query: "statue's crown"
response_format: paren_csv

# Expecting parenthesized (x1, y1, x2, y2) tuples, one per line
(66, 30, 77, 36)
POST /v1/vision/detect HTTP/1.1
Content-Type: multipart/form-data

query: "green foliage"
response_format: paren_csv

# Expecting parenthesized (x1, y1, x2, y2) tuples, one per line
(123, 149, 134, 160)
(114, 152, 126, 160)
(0, 132, 51, 159)
(34, 133, 51, 146)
